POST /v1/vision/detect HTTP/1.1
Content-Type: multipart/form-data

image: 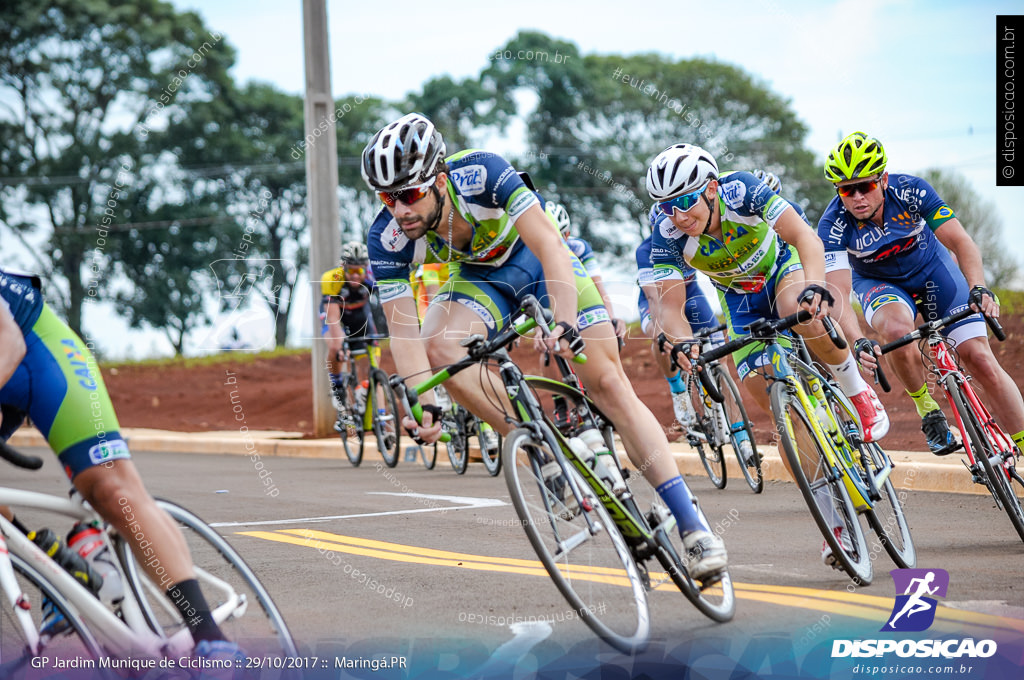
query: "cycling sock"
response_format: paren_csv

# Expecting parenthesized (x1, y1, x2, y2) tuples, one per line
(666, 370, 686, 394)
(656, 476, 708, 534)
(826, 355, 869, 396)
(167, 579, 225, 643)
(812, 486, 843, 529)
(330, 373, 343, 390)
(1013, 430, 1024, 456)
(907, 383, 941, 418)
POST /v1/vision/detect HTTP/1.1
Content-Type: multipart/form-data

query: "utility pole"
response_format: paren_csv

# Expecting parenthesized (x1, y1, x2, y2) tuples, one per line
(302, 0, 340, 437)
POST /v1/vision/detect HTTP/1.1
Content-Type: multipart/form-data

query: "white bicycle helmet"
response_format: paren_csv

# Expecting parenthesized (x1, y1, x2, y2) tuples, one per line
(751, 169, 782, 193)
(646, 144, 719, 201)
(361, 113, 447, 191)
(340, 241, 369, 266)
(545, 202, 572, 237)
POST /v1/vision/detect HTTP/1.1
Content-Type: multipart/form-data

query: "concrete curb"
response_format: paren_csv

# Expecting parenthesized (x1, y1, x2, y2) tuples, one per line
(9, 427, 990, 496)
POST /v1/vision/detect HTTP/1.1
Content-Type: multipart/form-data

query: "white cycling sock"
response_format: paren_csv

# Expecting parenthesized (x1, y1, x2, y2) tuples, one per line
(826, 354, 868, 396)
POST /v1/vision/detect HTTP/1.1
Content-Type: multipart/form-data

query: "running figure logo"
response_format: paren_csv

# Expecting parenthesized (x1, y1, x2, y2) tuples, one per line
(882, 568, 949, 632)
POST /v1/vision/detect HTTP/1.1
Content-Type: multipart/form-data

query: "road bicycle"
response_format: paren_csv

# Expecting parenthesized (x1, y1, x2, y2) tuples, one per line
(685, 310, 916, 585)
(0, 441, 297, 674)
(334, 334, 401, 468)
(873, 306, 1024, 542)
(432, 386, 503, 475)
(660, 324, 761, 493)
(390, 296, 734, 653)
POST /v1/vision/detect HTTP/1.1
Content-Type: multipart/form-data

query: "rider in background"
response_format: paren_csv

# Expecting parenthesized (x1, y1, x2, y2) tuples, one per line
(818, 131, 1024, 456)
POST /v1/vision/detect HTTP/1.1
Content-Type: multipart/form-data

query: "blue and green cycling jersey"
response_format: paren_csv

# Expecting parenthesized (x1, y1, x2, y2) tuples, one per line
(650, 170, 798, 294)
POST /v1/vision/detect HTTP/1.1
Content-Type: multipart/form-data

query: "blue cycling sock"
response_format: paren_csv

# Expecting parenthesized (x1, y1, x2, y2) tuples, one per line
(656, 476, 708, 534)
(666, 370, 686, 394)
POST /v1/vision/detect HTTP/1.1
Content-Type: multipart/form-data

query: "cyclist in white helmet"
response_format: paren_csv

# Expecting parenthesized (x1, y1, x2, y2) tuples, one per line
(361, 113, 729, 581)
(647, 143, 890, 569)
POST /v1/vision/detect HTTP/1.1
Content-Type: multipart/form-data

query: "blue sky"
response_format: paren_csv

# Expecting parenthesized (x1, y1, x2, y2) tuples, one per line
(58, 0, 1024, 356)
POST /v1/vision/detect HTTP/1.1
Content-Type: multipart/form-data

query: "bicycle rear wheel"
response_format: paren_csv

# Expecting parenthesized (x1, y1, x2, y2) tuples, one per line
(688, 376, 727, 489)
(370, 369, 400, 468)
(503, 427, 649, 654)
(338, 376, 364, 467)
(0, 553, 102, 672)
(946, 374, 1024, 543)
(475, 418, 503, 476)
(771, 382, 873, 585)
(715, 366, 762, 493)
(822, 383, 916, 568)
(445, 408, 469, 475)
(116, 500, 298, 664)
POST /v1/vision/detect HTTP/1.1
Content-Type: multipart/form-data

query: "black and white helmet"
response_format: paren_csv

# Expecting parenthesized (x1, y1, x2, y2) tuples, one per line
(646, 144, 719, 201)
(360, 113, 447, 191)
(545, 202, 572, 237)
(751, 169, 782, 193)
(340, 241, 369, 266)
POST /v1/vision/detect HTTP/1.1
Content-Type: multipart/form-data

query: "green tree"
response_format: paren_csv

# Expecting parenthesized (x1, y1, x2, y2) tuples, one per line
(0, 0, 234, 338)
(920, 168, 1020, 290)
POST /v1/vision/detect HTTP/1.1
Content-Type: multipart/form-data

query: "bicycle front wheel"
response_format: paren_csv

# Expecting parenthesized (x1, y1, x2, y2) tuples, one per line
(472, 417, 503, 477)
(338, 376, 364, 467)
(117, 500, 297, 662)
(370, 369, 400, 468)
(445, 408, 469, 474)
(715, 366, 762, 493)
(771, 382, 873, 585)
(947, 374, 1024, 543)
(688, 375, 727, 489)
(0, 553, 102, 671)
(503, 427, 650, 654)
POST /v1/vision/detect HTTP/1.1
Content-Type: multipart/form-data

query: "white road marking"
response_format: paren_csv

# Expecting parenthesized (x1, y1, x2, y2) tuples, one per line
(210, 493, 507, 527)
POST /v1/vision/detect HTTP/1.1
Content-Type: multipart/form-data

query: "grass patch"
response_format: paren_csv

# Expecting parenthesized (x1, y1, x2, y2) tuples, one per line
(102, 345, 311, 370)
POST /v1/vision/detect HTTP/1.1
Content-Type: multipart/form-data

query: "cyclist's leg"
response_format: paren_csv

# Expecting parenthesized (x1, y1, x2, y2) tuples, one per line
(17, 305, 229, 644)
(640, 286, 694, 427)
(324, 301, 349, 402)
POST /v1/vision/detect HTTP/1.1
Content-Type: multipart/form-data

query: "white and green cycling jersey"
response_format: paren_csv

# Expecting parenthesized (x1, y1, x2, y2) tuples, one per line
(649, 170, 797, 295)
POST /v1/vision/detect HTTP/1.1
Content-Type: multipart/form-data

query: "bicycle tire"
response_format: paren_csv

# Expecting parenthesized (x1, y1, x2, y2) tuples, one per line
(446, 407, 469, 475)
(475, 417, 503, 476)
(338, 374, 365, 467)
(0, 553, 103, 669)
(688, 374, 727, 489)
(370, 368, 401, 467)
(816, 379, 916, 568)
(421, 443, 438, 469)
(946, 374, 1024, 543)
(770, 382, 873, 585)
(715, 366, 762, 493)
(116, 499, 298, 662)
(503, 427, 650, 654)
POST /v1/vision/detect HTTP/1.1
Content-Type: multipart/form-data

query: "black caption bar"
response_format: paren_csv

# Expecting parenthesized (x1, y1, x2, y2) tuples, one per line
(998, 16, 1023, 186)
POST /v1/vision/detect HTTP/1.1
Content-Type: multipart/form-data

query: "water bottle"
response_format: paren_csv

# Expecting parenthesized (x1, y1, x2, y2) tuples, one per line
(30, 528, 104, 597)
(733, 422, 754, 461)
(67, 522, 124, 603)
(354, 380, 368, 413)
(578, 428, 627, 496)
(566, 436, 596, 468)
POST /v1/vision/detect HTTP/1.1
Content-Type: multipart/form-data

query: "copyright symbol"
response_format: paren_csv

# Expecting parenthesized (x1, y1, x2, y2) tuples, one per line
(1003, 165, 1014, 179)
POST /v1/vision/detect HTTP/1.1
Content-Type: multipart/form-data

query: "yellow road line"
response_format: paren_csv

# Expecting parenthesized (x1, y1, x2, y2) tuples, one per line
(239, 529, 1024, 634)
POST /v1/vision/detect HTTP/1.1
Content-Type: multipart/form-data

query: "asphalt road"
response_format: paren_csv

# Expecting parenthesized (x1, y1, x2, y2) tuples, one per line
(5, 446, 1024, 678)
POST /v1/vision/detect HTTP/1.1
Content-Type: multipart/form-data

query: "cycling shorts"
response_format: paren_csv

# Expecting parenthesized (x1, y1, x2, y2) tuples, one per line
(0, 304, 131, 479)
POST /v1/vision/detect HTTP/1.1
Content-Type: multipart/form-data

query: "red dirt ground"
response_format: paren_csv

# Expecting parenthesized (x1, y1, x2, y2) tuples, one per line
(104, 315, 1024, 452)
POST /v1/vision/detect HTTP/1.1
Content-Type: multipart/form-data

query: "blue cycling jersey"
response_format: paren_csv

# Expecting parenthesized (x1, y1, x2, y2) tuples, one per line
(818, 173, 957, 279)
(368, 149, 540, 303)
(566, 236, 598, 275)
(0, 270, 43, 333)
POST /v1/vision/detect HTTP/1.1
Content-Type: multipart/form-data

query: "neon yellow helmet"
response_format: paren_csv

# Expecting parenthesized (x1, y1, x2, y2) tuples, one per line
(824, 131, 887, 183)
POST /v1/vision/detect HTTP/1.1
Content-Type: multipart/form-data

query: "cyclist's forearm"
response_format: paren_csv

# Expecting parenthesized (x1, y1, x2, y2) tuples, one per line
(0, 304, 26, 388)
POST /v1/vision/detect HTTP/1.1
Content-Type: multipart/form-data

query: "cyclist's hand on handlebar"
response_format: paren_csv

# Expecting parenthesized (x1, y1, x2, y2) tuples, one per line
(403, 404, 443, 445)
(669, 341, 699, 373)
(537, 320, 585, 359)
(969, 285, 1000, 319)
(853, 337, 881, 373)
(797, 284, 835, 320)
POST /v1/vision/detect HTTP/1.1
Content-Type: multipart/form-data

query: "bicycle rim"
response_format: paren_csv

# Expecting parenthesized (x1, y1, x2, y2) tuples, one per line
(371, 369, 400, 467)
(421, 443, 438, 469)
(717, 367, 762, 493)
(946, 375, 1024, 543)
(502, 428, 650, 653)
(862, 443, 917, 568)
(0, 553, 102, 671)
(688, 376, 727, 489)
(446, 409, 469, 475)
(117, 500, 298, 665)
(474, 418, 503, 477)
(771, 382, 873, 585)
